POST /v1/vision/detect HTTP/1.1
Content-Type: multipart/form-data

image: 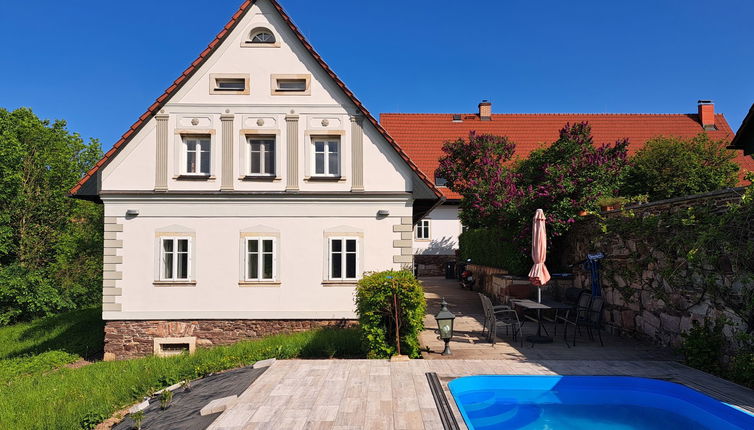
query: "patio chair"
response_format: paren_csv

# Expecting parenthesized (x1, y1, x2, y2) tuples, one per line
(553, 289, 590, 337)
(584, 296, 605, 347)
(480, 294, 522, 347)
(478, 293, 511, 337)
(557, 292, 592, 347)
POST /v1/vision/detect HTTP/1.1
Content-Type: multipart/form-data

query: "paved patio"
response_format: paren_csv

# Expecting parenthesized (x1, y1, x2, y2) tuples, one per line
(206, 277, 754, 429)
(208, 359, 754, 429)
(419, 277, 676, 361)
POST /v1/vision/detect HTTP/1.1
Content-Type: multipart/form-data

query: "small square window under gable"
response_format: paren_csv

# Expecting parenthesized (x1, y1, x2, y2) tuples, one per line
(271, 74, 311, 95)
(209, 73, 250, 95)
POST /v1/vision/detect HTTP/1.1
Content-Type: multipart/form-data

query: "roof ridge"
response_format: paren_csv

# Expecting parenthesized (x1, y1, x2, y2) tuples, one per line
(382, 112, 706, 117)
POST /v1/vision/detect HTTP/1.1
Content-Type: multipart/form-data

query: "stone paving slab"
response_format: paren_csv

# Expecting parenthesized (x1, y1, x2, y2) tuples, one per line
(209, 358, 754, 430)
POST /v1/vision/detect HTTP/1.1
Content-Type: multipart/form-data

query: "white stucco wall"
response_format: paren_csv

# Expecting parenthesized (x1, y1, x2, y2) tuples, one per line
(99, 0, 416, 194)
(414, 204, 461, 256)
(103, 197, 411, 320)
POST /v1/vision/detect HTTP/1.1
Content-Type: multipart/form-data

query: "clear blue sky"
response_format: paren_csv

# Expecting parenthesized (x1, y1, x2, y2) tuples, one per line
(1, 0, 753, 150)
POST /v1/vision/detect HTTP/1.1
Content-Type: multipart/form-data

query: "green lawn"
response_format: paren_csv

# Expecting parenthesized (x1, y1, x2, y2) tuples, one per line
(0, 308, 363, 429)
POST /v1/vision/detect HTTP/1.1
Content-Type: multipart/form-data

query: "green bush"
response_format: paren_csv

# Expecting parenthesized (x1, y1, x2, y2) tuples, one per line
(623, 134, 739, 201)
(355, 270, 426, 358)
(680, 318, 726, 375)
(459, 228, 530, 275)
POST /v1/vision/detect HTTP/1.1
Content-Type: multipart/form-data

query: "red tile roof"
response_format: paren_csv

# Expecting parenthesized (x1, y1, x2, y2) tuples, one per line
(69, 0, 442, 201)
(381, 112, 754, 200)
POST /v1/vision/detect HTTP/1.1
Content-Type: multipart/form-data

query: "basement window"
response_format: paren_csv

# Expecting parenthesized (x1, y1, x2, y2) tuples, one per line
(209, 74, 250, 94)
(153, 337, 196, 357)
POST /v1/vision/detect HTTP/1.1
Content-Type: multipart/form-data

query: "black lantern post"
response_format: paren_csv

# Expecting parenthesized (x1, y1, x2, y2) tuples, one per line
(434, 298, 456, 355)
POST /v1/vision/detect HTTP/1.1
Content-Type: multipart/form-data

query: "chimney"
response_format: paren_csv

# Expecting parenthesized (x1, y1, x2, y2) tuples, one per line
(698, 100, 716, 131)
(478, 100, 492, 121)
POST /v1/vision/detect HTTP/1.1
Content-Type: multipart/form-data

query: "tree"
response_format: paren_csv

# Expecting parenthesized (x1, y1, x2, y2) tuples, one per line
(514, 122, 629, 241)
(623, 134, 740, 201)
(0, 107, 102, 324)
(438, 123, 629, 246)
(436, 132, 520, 228)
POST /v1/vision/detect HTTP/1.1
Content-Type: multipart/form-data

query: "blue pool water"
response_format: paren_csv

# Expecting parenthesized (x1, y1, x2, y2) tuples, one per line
(448, 375, 754, 430)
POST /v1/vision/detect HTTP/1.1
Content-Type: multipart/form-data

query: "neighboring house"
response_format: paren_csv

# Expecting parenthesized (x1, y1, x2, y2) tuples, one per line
(382, 100, 754, 276)
(69, 0, 441, 359)
(728, 103, 754, 155)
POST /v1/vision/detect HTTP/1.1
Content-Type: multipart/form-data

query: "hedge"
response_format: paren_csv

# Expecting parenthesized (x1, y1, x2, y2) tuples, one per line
(459, 228, 530, 276)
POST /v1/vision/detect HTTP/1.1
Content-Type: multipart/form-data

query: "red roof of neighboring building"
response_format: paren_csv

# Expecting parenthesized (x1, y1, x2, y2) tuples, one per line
(69, 0, 441, 201)
(381, 112, 754, 200)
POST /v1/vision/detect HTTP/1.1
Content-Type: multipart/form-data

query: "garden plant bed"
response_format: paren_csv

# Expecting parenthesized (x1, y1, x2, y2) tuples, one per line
(113, 365, 267, 430)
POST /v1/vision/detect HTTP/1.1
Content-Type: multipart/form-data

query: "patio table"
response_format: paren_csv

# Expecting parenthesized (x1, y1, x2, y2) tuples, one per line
(510, 299, 571, 344)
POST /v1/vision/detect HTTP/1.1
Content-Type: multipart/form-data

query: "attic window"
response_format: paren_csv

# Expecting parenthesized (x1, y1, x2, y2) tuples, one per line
(216, 79, 245, 91)
(243, 27, 279, 47)
(271, 74, 311, 95)
(452, 114, 462, 123)
(251, 29, 275, 44)
(209, 74, 250, 95)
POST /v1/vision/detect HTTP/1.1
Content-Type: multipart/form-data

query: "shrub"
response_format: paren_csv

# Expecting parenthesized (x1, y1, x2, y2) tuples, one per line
(623, 134, 739, 201)
(459, 228, 530, 275)
(355, 270, 426, 358)
(680, 318, 726, 375)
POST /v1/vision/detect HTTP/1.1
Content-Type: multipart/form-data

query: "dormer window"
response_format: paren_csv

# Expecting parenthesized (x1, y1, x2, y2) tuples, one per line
(250, 29, 275, 44)
(209, 74, 249, 95)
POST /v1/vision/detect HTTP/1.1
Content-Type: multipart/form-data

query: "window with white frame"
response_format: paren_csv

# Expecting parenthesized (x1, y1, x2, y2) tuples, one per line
(160, 237, 191, 281)
(183, 135, 211, 175)
(249, 28, 276, 44)
(329, 237, 358, 280)
(416, 219, 431, 240)
(248, 137, 275, 176)
(312, 137, 340, 177)
(246, 238, 276, 281)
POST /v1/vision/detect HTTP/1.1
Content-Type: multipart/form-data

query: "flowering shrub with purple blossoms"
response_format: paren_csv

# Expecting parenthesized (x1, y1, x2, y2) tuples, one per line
(438, 123, 629, 263)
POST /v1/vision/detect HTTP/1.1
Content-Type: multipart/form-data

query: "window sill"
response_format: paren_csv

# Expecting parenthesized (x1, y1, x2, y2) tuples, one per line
(241, 41, 281, 48)
(305, 176, 345, 182)
(238, 281, 281, 287)
(322, 280, 358, 287)
(414, 239, 431, 242)
(175, 175, 214, 181)
(153, 281, 197, 287)
(241, 175, 280, 181)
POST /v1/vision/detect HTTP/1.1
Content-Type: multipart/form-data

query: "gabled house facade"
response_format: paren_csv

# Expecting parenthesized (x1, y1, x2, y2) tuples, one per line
(70, 0, 441, 359)
(382, 101, 754, 276)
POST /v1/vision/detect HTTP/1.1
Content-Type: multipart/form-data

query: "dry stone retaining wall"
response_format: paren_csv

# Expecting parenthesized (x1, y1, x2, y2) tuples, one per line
(557, 187, 750, 350)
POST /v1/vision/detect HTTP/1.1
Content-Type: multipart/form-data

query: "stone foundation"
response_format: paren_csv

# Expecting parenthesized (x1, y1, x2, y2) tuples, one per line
(104, 319, 357, 360)
(415, 254, 456, 277)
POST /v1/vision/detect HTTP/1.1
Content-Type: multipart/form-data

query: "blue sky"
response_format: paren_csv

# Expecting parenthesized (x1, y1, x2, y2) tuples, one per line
(1, 0, 753, 150)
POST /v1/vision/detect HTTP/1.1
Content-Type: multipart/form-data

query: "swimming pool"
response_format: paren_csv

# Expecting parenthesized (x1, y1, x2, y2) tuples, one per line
(448, 375, 754, 430)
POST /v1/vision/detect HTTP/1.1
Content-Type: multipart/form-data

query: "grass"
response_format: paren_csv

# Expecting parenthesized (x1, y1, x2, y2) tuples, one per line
(0, 308, 363, 430)
(0, 307, 103, 382)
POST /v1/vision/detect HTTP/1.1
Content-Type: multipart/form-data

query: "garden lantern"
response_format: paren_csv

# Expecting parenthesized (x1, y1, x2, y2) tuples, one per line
(434, 298, 455, 355)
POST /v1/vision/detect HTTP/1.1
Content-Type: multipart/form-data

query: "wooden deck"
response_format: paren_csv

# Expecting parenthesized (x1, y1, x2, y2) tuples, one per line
(208, 359, 754, 429)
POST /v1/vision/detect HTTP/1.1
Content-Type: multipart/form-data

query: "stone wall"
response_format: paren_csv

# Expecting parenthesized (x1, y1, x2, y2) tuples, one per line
(104, 319, 356, 360)
(466, 264, 508, 294)
(556, 187, 750, 349)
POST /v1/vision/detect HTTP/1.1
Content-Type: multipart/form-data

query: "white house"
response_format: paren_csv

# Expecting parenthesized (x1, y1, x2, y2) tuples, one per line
(70, 0, 442, 359)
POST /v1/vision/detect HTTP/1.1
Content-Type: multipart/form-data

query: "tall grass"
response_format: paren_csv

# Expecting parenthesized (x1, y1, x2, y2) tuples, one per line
(0, 327, 363, 429)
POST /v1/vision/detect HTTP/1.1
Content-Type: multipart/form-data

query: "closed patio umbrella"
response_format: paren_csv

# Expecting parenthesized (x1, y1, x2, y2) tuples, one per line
(528, 209, 550, 302)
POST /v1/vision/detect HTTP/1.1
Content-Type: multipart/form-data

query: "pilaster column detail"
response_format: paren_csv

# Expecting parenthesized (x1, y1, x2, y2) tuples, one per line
(154, 113, 169, 192)
(350, 114, 364, 192)
(285, 114, 300, 191)
(220, 113, 235, 191)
